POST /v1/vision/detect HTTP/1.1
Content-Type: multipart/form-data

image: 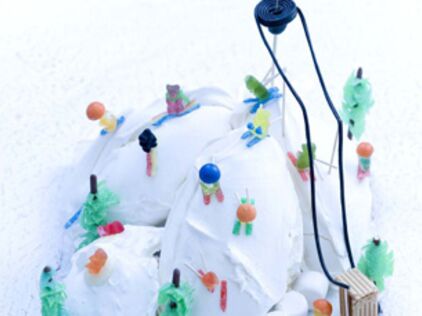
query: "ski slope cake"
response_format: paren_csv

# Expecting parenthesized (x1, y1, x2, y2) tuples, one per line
(42, 73, 392, 316)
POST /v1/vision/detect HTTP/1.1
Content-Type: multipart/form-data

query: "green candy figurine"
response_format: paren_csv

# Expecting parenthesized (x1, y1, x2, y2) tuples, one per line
(358, 238, 394, 292)
(40, 266, 67, 316)
(341, 67, 374, 140)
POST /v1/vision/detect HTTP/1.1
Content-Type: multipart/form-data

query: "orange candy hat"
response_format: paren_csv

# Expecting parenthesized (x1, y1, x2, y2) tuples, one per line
(356, 142, 374, 158)
(86, 101, 106, 121)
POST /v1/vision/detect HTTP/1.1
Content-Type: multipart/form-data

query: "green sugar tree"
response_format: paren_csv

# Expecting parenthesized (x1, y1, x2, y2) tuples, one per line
(341, 68, 374, 140)
(158, 269, 194, 316)
(296, 143, 316, 170)
(78, 175, 120, 249)
(358, 238, 394, 292)
(40, 266, 67, 316)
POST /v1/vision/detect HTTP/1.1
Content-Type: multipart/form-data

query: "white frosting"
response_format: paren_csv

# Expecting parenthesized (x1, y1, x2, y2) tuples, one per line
(231, 88, 374, 275)
(291, 271, 329, 308)
(159, 128, 303, 316)
(63, 225, 162, 316)
(62, 87, 234, 226)
(275, 290, 308, 316)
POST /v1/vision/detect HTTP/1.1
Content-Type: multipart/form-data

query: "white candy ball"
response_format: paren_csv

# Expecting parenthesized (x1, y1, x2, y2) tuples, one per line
(275, 291, 308, 316)
(292, 271, 329, 307)
(267, 311, 286, 316)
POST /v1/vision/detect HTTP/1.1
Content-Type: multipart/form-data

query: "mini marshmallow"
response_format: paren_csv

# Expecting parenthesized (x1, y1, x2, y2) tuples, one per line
(292, 271, 329, 307)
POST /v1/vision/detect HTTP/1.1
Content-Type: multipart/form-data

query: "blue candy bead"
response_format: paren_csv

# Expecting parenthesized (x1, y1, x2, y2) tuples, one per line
(199, 163, 221, 184)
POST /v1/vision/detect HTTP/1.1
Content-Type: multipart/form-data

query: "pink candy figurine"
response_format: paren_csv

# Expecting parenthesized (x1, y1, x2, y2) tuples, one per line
(97, 221, 125, 237)
(356, 142, 374, 181)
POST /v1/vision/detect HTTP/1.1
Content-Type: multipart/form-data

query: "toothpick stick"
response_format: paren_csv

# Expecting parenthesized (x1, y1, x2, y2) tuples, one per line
(281, 72, 287, 137)
(184, 263, 202, 278)
(315, 158, 337, 169)
(328, 132, 338, 174)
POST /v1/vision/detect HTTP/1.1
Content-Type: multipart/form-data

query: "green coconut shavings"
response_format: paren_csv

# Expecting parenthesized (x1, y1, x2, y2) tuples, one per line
(158, 282, 194, 316)
(78, 181, 119, 249)
(341, 72, 374, 140)
(358, 238, 394, 292)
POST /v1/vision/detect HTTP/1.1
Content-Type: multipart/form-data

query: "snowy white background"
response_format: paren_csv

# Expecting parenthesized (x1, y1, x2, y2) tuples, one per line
(0, 0, 421, 315)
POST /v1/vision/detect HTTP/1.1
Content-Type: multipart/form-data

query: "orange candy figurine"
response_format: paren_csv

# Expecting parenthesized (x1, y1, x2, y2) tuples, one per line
(233, 193, 256, 236)
(313, 299, 333, 316)
(356, 142, 374, 181)
(86, 101, 124, 135)
(201, 271, 220, 292)
(86, 248, 108, 275)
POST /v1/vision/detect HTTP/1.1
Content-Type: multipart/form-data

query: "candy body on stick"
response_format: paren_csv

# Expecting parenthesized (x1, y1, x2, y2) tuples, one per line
(199, 163, 224, 205)
(86, 101, 124, 135)
(139, 129, 158, 177)
(356, 142, 374, 181)
(40, 266, 67, 316)
(341, 68, 374, 140)
(288, 143, 316, 181)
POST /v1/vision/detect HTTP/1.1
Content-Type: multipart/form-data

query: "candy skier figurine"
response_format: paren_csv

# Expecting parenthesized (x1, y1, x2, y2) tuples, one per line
(199, 163, 224, 205)
(241, 107, 271, 147)
(232, 192, 257, 236)
(356, 142, 374, 181)
(86, 101, 125, 136)
(138, 128, 158, 177)
(288, 143, 317, 181)
(40, 266, 67, 316)
(158, 269, 194, 316)
(243, 75, 282, 113)
(341, 68, 374, 140)
(151, 85, 201, 127)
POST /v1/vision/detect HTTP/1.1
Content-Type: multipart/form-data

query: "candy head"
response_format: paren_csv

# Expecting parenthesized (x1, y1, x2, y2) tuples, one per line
(199, 163, 221, 184)
(138, 128, 158, 153)
(40, 266, 54, 290)
(167, 84, 180, 98)
(201, 272, 219, 292)
(313, 299, 333, 316)
(86, 248, 108, 275)
(357, 142, 374, 158)
(237, 203, 257, 223)
(86, 101, 106, 120)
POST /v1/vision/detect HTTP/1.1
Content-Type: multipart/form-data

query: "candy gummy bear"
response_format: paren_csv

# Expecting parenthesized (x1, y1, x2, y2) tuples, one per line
(86, 248, 108, 275)
(166, 85, 191, 115)
(245, 75, 270, 101)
